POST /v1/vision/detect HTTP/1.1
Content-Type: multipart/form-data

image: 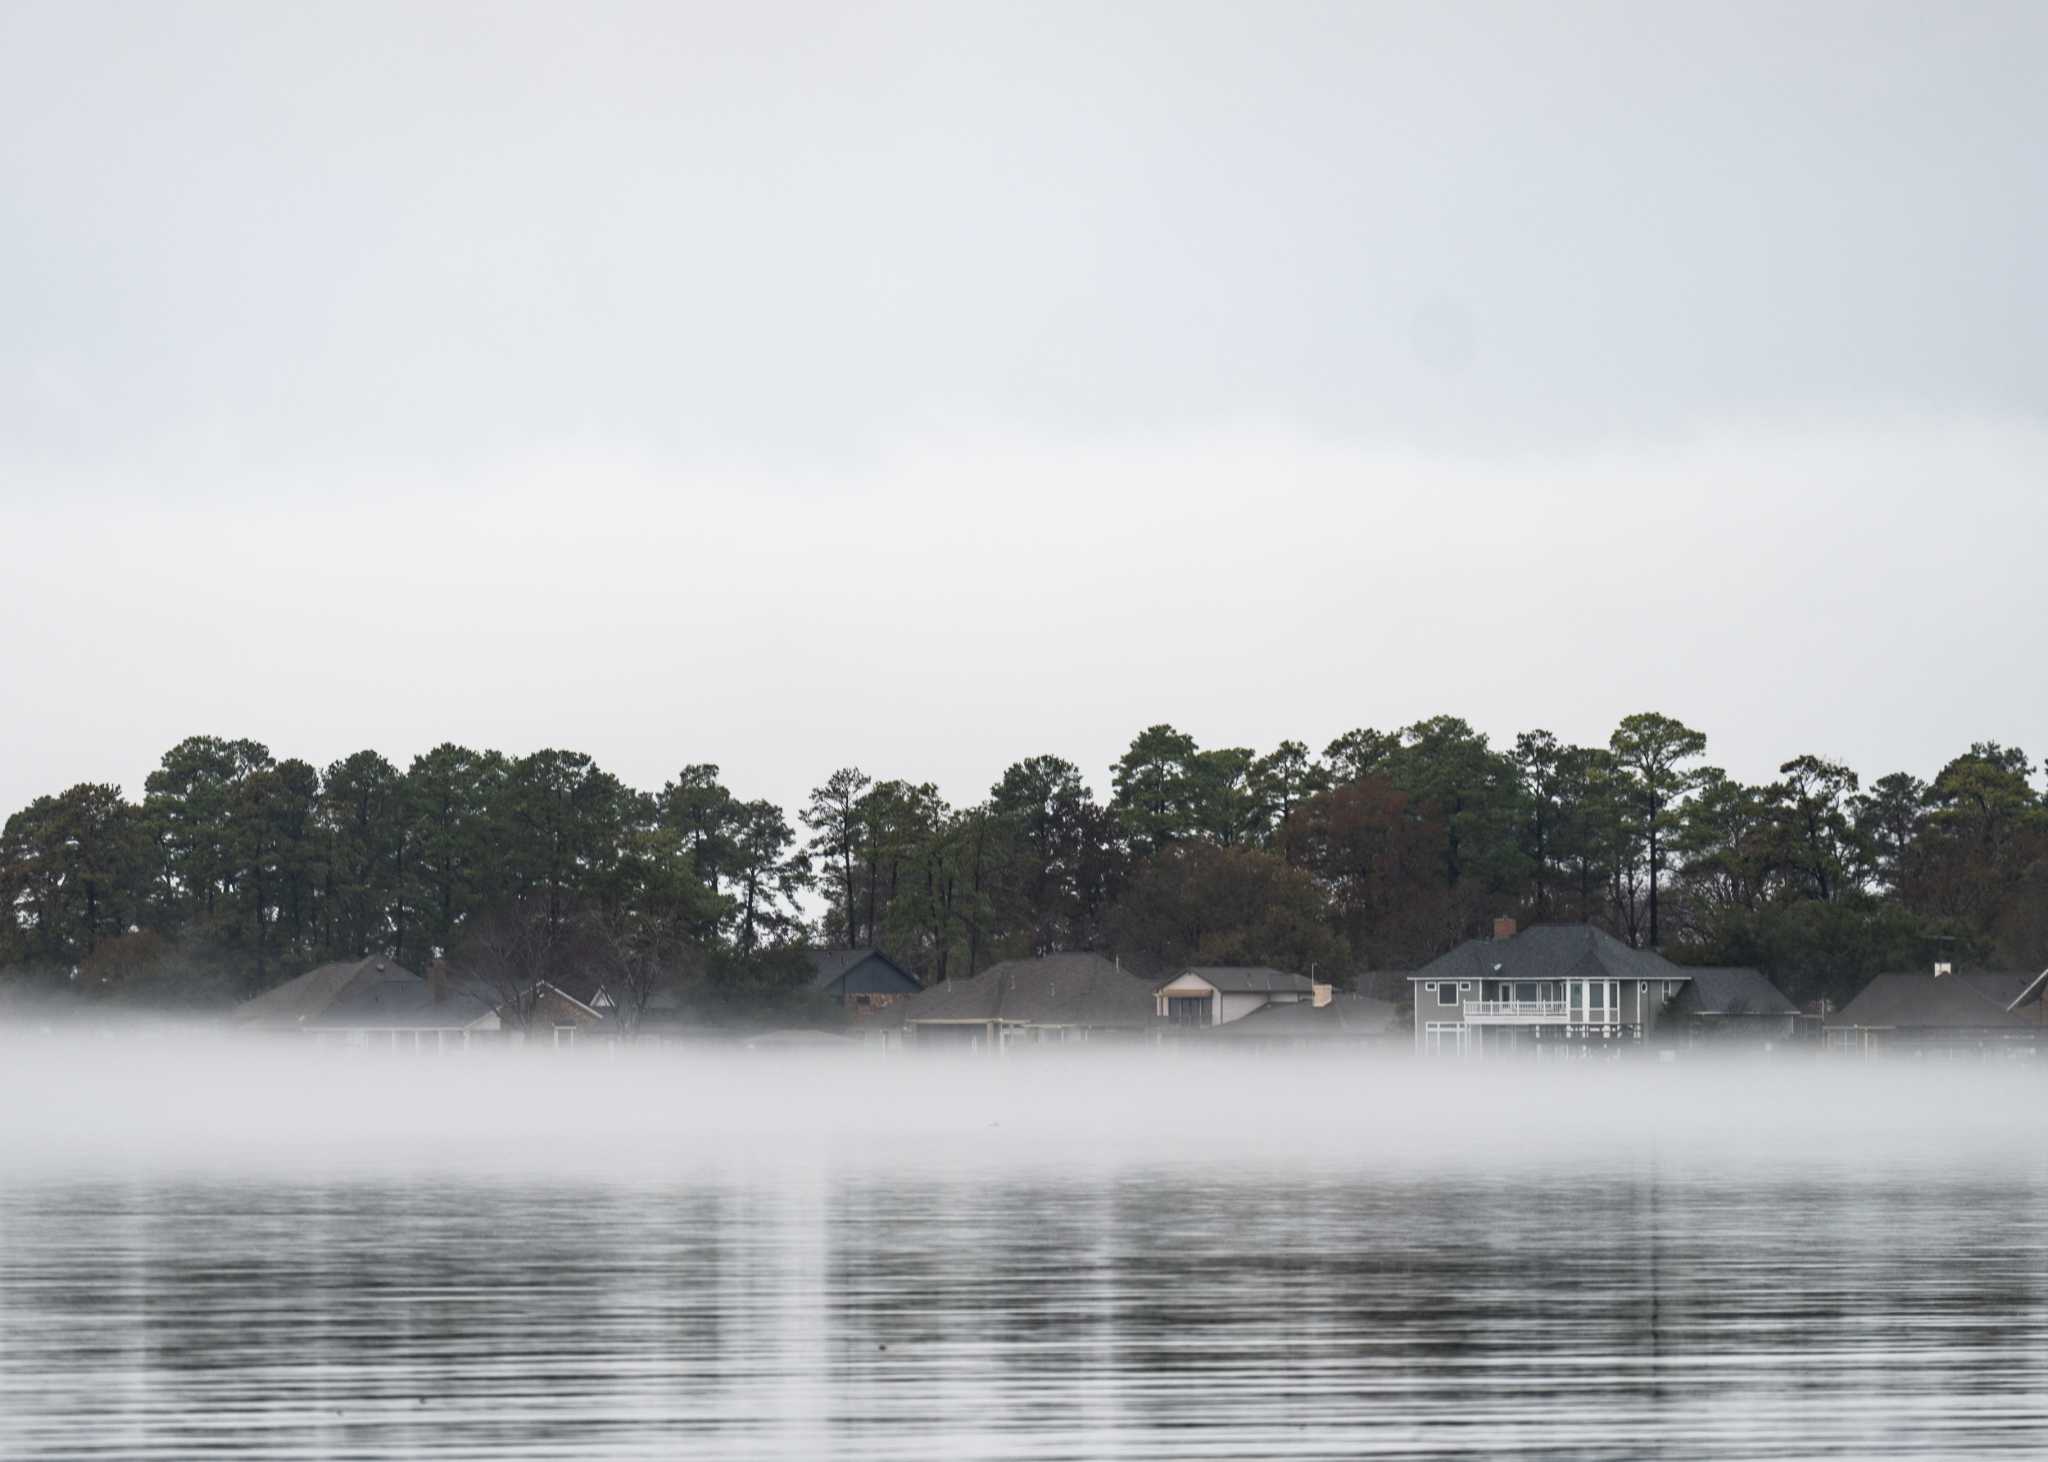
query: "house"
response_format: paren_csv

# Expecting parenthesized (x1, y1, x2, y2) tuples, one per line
(1153, 966, 1319, 1027)
(806, 948, 922, 1015)
(508, 980, 609, 1049)
(1661, 967, 1805, 1050)
(229, 955, 501, 1052)
(1191, 991, 1402, 1051)
(898, 952, 1158, 1053)
(593, 985, 694, 1044)
(1824, 965, 2046, 1059)
(1408, 919, 1729, 1059)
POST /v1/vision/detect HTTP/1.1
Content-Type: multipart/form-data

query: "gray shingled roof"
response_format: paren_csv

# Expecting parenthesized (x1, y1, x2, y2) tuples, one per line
(807, 949, 872, 985)
(312, 972, 496, 1030)
(805, 948, 921, 995)
(900, 952, 1157, 1028)
(1196, 993, 1400, 1040)
(231, 955, 498, 1031)
(229, 955, 403, 1028)
(1830, 972, 2041, 1030)
(1158, 966, 1315, 996)
(1666, 967, 1796, 1017)
(1410, 924, 1687, 988)
(2008, 969, 2048, 1012)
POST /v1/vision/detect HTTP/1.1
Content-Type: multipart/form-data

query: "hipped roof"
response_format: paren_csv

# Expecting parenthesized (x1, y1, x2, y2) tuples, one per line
(1411, 924, 1688, 987)
(231, 954, 497, 1031)
(1666, 967, 1797, 1017)
(1830, 972, 2041, 1030)
(901, 952, 1157, 1028)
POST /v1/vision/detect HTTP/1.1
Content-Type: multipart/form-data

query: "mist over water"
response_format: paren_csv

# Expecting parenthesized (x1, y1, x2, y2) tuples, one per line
(3, 1037, 2045, 1458)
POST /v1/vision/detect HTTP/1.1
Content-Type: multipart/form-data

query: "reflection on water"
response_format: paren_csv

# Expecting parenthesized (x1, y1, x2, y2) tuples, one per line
(4, 1161, 2047, 1459)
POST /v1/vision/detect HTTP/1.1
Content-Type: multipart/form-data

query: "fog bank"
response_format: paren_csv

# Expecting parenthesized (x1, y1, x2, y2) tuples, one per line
(1, 1032, 2035, 1184)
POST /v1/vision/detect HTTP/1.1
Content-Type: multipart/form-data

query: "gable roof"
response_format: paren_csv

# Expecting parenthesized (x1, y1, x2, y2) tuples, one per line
(1410, 924, 1686, 988)
(1666, 967, 1797, 1018)
(806, 948, 922, 994)
(534, 965, 606, 1009)
(529, 980, 607, 1022)
(1830, 972, 2041, 1030)
(900, 952, 1156, 1028)
(1157, 966, 1315, 996)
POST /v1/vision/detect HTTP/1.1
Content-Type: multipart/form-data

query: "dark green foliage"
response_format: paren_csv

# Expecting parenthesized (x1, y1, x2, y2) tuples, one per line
(1112, 841, 1346, 980)
(1608, 712, 1709, 947)
(1110, 724, 1202, 857)
(1667, 899, 1969, 1012)
(3, 718, 2043, 1012)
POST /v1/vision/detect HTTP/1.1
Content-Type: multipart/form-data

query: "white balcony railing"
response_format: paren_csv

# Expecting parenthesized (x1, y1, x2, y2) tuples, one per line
(1459, 998, 1567, 1019)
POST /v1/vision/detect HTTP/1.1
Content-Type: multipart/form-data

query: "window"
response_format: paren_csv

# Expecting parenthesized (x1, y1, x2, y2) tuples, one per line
(1438, 983, 1460, 1006)
(1424, 1022, 1469, 1057)
(1166, 995, 1211, 1026)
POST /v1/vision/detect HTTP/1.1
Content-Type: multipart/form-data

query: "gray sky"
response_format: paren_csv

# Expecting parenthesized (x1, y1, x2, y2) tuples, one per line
(3, 0, 2044, 820)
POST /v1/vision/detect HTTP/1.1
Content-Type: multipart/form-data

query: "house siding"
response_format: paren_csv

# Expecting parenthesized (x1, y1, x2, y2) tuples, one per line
(1217, 992, 1269, 1024)
(1411, 974, 1675, 1057)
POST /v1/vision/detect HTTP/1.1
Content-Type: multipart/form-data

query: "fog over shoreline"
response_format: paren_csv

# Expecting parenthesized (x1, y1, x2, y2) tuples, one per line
(2, 1033, 2035, 1183)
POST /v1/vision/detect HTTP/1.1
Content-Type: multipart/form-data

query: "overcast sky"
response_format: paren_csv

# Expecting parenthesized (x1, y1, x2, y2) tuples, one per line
(3, 0, 2044, 820)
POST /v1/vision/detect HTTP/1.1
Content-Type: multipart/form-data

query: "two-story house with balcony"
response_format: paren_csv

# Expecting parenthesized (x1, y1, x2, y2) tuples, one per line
(1409, 919, 1726, 1058)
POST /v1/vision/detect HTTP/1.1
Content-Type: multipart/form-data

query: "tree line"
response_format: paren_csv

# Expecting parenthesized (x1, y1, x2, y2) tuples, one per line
(3, 714, 2043, 1015)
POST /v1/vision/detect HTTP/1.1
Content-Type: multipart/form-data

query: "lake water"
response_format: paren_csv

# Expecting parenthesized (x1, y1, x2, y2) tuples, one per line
(2, 1049, 2045, 1458)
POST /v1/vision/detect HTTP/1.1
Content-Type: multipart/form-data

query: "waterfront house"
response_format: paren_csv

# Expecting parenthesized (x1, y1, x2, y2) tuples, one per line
(1824, 965, 2045, 1059)
(1661, 967, 1806, 1050)
(899, 952, 1158, 1053)
(1153, 966, 1319, 1027)
(230, 955, 501, 1051)
(806, 948, 922, 1014)
(1409, 919, 1716, 1059)
(512, 979, 609, 1048)
(1191, 990, 1403, 1051)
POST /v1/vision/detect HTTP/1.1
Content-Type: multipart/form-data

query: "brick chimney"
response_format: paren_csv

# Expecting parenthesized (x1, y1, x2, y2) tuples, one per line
(1493, 916, 1518, 941)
